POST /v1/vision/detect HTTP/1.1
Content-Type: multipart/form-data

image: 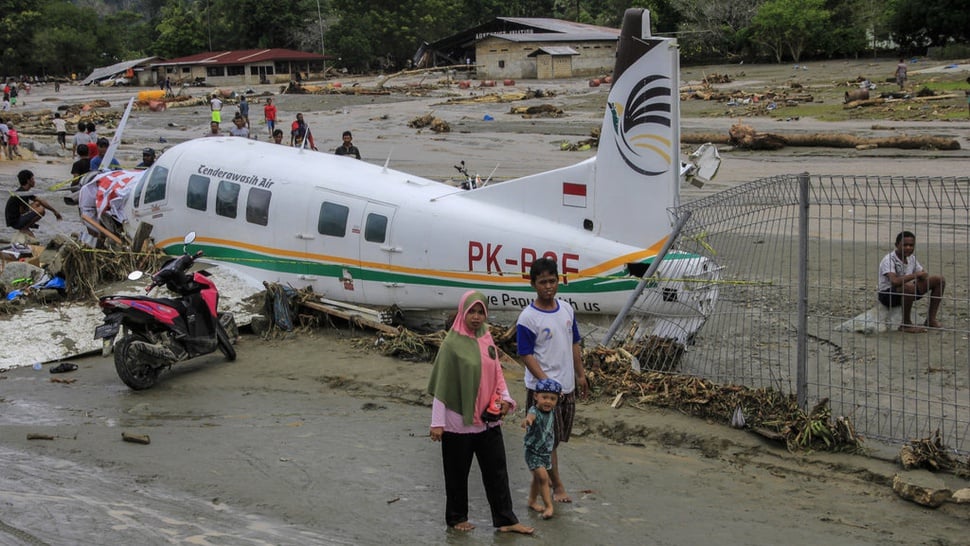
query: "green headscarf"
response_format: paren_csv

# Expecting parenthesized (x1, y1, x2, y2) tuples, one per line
(427, 291, 489, 425)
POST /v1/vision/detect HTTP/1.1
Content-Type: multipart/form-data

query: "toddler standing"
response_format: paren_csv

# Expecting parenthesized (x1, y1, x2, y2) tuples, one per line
(522, 378, 562, 519)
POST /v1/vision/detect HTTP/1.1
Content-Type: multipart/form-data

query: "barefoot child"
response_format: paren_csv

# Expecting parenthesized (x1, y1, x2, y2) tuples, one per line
(522, 378, 562, 519)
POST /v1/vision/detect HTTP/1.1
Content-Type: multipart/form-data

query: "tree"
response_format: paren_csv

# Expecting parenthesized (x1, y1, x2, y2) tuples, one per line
(0, 0, 45, 75)
(154, 1, 206, 57)
(327, 0, 462, 72)
(672, 0, 761, 61)
(750, 0, 830, 62)
(889, 0, 970, 51)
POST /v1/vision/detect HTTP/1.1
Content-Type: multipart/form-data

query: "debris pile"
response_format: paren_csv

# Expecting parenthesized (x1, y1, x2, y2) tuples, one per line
(407, 113, 450, 133)
(560, 128, 600, 151)
(899, 430, 960, 472)
(509, 104, 563, 118)
(343, 320, 865, 453)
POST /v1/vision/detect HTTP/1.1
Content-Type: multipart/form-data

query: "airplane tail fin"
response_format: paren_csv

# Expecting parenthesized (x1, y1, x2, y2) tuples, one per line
(462, 9, 680, 249)
(590, 9, 680, 247)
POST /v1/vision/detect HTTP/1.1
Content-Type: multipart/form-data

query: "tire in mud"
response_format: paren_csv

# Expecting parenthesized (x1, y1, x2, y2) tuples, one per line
(216, 323, 236, 361)
(114, 335, 160, 390)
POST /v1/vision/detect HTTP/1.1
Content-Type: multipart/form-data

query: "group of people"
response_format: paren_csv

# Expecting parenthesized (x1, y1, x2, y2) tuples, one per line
(427, 234, 949, 534)
(427, 257, 588, 534)
(2, 80, 23, 110)
(69, 120, 156, 184)
(207, 95, 362, 158)
(0, 117, 23, 159)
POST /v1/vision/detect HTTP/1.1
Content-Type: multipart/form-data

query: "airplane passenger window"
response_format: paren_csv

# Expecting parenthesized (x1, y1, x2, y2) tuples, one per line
(143, 165, 169, 204)
(216, 180, 240, 219)
(246, 188, 271, 226)
(186, 175, 210, 211)
(364, 213, 387, 243)
(318, 201, 348, 237)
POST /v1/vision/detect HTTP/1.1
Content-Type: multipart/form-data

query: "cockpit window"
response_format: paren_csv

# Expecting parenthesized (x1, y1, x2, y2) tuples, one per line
(142, 165, 169, 204)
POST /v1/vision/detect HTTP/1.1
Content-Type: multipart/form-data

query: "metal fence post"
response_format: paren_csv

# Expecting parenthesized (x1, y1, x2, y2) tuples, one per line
(797, 172, 810, 410)
(601, 210, 693, 347)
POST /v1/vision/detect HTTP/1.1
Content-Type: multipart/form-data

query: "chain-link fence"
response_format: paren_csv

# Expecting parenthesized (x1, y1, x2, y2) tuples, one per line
(620, 174, 970, 452)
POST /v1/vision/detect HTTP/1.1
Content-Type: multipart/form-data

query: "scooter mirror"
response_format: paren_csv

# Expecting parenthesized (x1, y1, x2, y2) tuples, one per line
(183, 232, 197, 245)
(128, 271, 144, 281)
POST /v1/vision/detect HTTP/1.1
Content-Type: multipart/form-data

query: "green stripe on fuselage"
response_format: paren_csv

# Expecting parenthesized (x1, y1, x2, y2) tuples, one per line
(168, 244, 701, 295)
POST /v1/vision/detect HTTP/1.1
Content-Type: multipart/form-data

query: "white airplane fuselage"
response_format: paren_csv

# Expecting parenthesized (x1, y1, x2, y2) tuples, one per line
(115, 9, 719, 336)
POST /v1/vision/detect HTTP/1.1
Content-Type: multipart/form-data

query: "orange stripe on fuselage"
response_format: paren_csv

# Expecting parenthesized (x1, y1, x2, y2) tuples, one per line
(158, 235, 669, 283)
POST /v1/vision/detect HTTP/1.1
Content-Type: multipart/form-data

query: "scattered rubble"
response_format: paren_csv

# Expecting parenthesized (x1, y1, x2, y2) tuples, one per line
(407, 113, 450, 133)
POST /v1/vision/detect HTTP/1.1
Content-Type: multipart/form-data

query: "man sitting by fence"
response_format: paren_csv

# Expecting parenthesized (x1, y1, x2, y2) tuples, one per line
(877, 230, 946, 333)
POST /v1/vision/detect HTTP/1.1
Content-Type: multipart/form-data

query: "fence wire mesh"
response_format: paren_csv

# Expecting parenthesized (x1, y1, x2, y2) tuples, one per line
(617, 174, 970, 453)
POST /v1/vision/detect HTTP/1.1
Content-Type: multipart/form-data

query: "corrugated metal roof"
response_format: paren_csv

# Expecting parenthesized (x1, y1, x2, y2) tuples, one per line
(154, 48, 327, 67)
(496, 17, 619, 38)
(82, 56, 161, 85)
(490, 32, 617, 43)
(526, 46, 580, 57)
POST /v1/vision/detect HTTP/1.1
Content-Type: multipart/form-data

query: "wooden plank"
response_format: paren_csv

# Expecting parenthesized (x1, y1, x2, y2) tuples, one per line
(300, 300, 400, 335)
(81, 214, 124, 246)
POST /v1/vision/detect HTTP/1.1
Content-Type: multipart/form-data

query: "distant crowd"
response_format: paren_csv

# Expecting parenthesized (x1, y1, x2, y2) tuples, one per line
(206, 94, 361, 159)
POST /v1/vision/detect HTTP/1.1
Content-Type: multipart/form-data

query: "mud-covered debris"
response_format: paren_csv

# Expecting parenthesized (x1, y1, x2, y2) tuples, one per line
(560, 127, 600, 151)
(408, 113, 450, 133)
(900, 429, 958, 471)
(509, 104, 563, 118)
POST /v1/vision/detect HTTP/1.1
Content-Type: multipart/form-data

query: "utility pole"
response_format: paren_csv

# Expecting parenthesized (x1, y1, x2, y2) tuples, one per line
(316, 0, 326, 77)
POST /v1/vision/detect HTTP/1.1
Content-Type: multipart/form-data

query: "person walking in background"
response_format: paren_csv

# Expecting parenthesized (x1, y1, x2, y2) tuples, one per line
(6, 123, 22, 159)
(427, 291, 534, 535)
(877, 230, 945, 333)
(0, 117, 9, 159)
(238, 95, 250, 135)
(263, 97, 277, 139)
(71, 121, 89, 158)
(516, 257, 589, 504)
(136, 148, 156, 169)
(85, 122, 98, 160)
(52, 113, 67, 150)
(210, 93, 223, 124)
(89, 138, 120, 170)
(895, 58, 907, 91)
(290, 113, 316, 150)
(204, 121, 221, 137)
(334, 130, 361, 159)
(229, 115, 250, 138)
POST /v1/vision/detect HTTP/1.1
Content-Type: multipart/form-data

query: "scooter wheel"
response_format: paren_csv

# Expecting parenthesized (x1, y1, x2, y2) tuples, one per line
(114, 335, 160, 390)
(216, 324, 236, 361)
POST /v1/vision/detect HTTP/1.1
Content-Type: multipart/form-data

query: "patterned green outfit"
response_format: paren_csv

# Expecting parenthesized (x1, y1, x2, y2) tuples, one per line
(524, 406, 554, 470)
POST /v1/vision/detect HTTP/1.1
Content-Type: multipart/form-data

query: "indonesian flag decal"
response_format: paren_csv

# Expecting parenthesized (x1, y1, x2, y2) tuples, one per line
(562, 182, 587, 208)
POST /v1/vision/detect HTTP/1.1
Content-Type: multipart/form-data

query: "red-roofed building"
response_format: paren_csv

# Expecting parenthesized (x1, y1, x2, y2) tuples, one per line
(152, 49, 329, 87)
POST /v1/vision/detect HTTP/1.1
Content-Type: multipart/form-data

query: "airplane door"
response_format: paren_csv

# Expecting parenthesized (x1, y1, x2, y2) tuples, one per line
(359, 202, 399, 303)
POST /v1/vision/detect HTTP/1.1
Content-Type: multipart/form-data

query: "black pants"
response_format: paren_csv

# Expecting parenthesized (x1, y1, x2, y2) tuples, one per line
(441, 426, 518, 528)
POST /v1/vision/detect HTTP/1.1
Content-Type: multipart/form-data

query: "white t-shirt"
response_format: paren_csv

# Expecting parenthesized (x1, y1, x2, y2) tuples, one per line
(210, 97, 222, 111)
(516, 299, 581, 393)
(53, 118, 66, 132)
(878, 250, 923, 293)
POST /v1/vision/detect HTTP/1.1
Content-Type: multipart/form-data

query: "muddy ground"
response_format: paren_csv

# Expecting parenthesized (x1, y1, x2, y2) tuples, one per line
(1, 58, 970, 544)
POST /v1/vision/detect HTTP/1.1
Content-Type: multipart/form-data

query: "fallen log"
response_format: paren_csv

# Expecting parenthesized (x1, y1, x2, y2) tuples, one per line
(844, 98, 886, 108)
(681, 124, 960, 150)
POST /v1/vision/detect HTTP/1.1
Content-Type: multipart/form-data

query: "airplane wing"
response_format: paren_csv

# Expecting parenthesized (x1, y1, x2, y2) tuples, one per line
(100, 96, 135, 170)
